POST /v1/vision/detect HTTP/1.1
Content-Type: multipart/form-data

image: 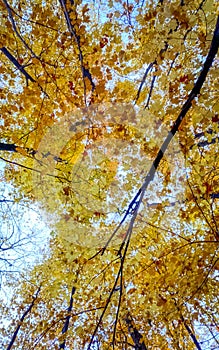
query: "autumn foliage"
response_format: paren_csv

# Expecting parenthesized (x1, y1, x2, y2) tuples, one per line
(0, 0, 219, 349)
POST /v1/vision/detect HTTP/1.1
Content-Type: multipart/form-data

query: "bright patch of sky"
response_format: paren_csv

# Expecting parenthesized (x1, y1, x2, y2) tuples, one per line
(0, 164, 51, 295)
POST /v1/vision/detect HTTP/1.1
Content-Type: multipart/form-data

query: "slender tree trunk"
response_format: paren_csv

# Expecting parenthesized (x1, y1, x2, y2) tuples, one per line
(59, 286, 76, 349)
(0, 143, 17, 152)
(7, 287, 41, 350)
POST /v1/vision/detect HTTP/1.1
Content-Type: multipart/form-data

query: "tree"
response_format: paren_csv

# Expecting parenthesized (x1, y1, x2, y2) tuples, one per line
(0, 0, 219, 349)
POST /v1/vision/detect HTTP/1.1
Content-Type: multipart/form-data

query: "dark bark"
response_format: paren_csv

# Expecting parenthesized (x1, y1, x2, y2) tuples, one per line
(102, 15, 219, 253)
(59, 286, 76, 349)
(125, 313, 148, 350)
(130, 15, 219, 220)
(210, 193, 219, 199)
(58, 0, 95, 99)
(6, 287, 40, 350)
(0, 142, 17, 152)
(182, 318, 203, 350)
(151, 15, 219, 172)
(1, 47, 36, 83)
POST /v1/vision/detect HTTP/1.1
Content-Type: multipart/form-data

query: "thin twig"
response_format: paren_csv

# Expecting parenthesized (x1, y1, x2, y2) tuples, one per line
(144, 73, 156, 109)
(3, 0, 38, 59)
(134, 62, 154, 104)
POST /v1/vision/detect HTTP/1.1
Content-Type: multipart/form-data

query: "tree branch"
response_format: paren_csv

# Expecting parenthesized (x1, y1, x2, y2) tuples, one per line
(0, 47, 36, 83)
(134, 62, 154, 104)
(181, 315, 203, 350)
(125, 312, 148, 350)
(144, 73, 156, 109)
(6, 287, 41, 350)
(3, 0, 38, 59)
(59, 286, 76, 349)
(174, 301, 203, 350)
(0, 142, 17, 152)
(58, 0, 95, 104)
(100, 14, 219, 257)
(127, 14, 219, 233)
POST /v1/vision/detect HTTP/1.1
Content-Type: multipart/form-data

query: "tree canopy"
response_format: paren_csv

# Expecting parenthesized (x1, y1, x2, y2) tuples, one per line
(0, 0, 219, 349)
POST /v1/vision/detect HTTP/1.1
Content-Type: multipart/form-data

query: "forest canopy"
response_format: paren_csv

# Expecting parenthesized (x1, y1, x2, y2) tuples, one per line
(0, 0, 219, 349)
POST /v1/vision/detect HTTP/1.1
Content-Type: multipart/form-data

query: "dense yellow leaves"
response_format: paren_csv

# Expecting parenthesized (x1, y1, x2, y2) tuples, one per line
(0, 0, 219, 349)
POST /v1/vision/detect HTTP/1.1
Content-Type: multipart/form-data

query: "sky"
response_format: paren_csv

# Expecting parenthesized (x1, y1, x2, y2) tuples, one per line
(0, 160, 51, 297)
